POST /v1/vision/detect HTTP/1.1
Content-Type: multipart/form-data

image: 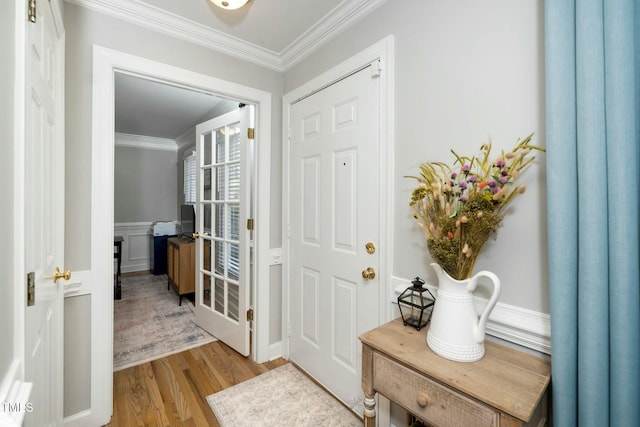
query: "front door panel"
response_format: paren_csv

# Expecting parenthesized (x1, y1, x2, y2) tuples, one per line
(289, 65, 381, 411)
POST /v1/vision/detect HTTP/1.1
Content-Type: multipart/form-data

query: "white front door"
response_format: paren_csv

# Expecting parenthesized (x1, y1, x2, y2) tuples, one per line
(194, 107, 253, 356)
(24, 0, 66, 425)
(288, 65, 381, 411)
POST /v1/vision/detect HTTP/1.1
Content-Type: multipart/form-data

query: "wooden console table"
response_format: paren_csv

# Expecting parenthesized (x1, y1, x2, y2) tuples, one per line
(360, 319, 550, 427)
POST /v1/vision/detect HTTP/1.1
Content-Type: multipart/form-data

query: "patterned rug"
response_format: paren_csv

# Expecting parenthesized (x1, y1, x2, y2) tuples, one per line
(207, 364, 362, 426)
(113, 273, 216, 371)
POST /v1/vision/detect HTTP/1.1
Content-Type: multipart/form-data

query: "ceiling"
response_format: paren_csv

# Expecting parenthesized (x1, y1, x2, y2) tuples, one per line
(114, 73, 235, 140)
(99, 0, 386, 141)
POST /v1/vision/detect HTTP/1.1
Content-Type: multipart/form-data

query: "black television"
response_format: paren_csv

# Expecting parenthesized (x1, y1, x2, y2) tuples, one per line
(180, 204, 196, 238)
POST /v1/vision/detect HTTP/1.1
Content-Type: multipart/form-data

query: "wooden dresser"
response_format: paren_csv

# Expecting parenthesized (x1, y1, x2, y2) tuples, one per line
(359, 319, 550, 427)
(167, 237, 195, 305)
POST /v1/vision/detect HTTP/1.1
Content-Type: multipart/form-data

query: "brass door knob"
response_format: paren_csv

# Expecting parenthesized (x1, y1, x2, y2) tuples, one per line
(362, 267, 376, 280)
(54, 267, 71, 283)
(192, 232, 200, 239)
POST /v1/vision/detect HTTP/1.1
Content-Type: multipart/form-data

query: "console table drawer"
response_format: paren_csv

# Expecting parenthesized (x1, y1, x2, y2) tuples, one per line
(373, 353, 499, 427)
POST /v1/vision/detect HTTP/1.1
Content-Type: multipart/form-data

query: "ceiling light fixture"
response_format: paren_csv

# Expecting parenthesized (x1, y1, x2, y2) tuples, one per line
(210, 0, 251, 10)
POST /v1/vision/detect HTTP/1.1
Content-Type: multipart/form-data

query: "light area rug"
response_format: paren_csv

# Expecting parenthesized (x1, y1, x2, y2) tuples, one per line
(207, 364, 362, 426)
(113, 273, 216, 371)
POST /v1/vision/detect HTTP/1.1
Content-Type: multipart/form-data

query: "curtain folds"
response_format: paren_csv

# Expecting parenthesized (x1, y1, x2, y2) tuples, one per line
(545, 0, 640, 426)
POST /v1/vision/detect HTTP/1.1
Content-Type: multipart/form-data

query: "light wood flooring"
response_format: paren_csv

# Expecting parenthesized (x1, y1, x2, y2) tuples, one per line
(106, 341, 287, 426)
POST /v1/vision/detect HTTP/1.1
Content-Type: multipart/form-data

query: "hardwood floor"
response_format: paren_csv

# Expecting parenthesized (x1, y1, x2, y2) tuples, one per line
(107, 341, 288, 426)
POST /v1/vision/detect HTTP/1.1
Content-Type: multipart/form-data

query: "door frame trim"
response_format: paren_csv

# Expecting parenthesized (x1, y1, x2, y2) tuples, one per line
(91, 46, 272, 425)
(281, 35, 395, 356)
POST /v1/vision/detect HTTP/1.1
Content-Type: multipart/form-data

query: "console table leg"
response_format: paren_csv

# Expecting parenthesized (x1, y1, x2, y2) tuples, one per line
(363, 394, 376, 427)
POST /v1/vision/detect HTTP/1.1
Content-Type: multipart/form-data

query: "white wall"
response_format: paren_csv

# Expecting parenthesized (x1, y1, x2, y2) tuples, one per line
(114, 143, 178, 223)
(284, 0, 549, 314)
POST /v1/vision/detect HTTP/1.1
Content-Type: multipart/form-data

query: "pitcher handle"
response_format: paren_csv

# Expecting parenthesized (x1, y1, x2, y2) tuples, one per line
(467, 271, 501, 343)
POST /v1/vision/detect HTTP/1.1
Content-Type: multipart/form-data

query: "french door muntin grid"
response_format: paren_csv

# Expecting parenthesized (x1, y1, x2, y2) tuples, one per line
(200, 122, 242, 322)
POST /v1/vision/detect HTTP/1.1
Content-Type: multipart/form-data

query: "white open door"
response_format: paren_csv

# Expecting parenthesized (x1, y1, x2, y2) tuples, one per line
(23, 0, 66, 425)
(194, 107, 253, 356)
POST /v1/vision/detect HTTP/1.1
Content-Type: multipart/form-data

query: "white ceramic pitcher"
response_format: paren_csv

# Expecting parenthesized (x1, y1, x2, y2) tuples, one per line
(426, 263, 501, 362)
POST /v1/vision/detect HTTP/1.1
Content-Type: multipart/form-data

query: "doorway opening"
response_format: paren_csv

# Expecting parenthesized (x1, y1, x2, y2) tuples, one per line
(91, 46, 272, 422)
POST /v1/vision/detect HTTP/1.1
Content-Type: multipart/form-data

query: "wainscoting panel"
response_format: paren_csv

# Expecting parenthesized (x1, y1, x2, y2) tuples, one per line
(114, 222, 153, 273)
(390, 275, 551, 355)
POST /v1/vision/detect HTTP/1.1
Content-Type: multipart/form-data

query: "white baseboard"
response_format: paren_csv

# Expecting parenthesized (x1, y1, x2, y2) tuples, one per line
(0, 359, 32, 426)
(390, 276, 551, 355)
(268, 341, 284, 361)
(63, 409, 92, 427)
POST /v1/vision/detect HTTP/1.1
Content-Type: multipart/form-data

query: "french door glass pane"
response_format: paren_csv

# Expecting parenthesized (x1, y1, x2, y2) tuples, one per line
(214, 204, 224, 238)
(228, 243, 240, 281)
(203, 203, 211, 232)
(228, 164, 240, 201)
(202, 238, 212, 307)
(215, 130, 225, 163)
(214, 278, 224, 315)
(216, 167, 225, 201)
(203, 169, 212, 201)
(228, 205, 239, 241)
(229, 125, 240, 162)
(215, 241, 224, 275)
(203, 131, 212, 166)
(202, 273, 212, 308)
(228, 282, 239, 321)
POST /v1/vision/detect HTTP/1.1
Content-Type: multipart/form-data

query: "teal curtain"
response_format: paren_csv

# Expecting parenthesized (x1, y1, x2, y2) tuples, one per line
(545, 0, 640, 425)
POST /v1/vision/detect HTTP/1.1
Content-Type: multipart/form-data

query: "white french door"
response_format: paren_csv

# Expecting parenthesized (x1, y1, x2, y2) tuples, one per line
(194, 107, 253, 356)
(23, 0, 66, 425)
(288, 64, 381, 411)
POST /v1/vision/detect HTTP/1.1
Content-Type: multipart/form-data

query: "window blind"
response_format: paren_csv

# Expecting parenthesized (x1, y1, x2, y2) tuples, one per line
(184, 153, 196, 204)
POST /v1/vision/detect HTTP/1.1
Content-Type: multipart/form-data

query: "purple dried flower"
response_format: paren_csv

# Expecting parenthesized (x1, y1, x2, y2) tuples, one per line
(460, 196, 467, 202)
(501, 170, 509, 176)
(488, 181, 497, 187)
(492, 187, 500, 194)
(499, 177, 508, 185)
(451, 172, 457, 179)
(495, 159, 506, 168)
(461, 164, 470, 172)
(468, 175, 477, 183)
(459, 181, 467, 189)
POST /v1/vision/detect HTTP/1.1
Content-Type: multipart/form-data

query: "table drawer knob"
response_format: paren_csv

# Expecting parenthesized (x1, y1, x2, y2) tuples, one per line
(417, 393, 428, 408)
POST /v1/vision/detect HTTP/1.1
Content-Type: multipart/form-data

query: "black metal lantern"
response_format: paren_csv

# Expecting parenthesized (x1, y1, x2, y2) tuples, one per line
(398, 276, 435, 331)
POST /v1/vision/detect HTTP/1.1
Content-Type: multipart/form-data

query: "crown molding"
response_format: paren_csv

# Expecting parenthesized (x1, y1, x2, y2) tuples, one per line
(115, 133, 177, 151)
(175, 127, 196, 150)
(279, 0, 389, 70)
(65, 0, 282, 70)
(65, 0, 388, 72)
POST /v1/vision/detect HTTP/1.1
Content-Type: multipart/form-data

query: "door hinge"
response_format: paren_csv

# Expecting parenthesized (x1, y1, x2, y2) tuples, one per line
(28, 0, 37, 23)
(370, 59, 381, 78)
(247, 218, 254, 230)
(27, 272, 35, 306)
(247, 128, 255, 139)
(246, 308, 254, 321)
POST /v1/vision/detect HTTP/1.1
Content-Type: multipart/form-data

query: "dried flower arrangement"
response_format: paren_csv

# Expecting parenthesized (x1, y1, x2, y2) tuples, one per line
(408, 134, 544, 280)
